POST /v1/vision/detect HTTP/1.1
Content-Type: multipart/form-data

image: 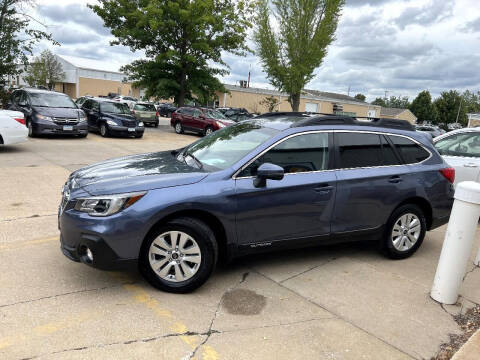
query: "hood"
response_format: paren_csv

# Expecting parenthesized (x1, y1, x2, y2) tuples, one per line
(103, 112, 137, 121)
(33, 106, 83, 118)
(70, 151, 208, 196)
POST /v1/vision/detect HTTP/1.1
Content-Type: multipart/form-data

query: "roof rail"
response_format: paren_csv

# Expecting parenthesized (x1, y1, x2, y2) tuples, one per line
(290, 114, 415, 131)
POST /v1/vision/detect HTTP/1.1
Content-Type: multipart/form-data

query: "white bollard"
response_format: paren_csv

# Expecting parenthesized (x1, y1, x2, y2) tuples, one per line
(475, 246, 480, 267)
(431, 181, 480, 304)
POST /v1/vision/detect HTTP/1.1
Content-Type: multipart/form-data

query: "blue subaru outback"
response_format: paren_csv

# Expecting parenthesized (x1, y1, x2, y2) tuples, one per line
(59, 113, 455, 293)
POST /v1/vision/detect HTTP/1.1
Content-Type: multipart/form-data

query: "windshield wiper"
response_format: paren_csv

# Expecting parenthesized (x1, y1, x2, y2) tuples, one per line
(184, 152, 203, 169)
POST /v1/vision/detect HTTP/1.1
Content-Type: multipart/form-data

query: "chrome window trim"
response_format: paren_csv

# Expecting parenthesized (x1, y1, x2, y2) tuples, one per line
(232, 129, 432, 180)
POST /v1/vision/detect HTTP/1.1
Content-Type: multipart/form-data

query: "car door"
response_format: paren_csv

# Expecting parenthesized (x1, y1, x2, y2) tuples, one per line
(190, 109, 204, 132)
(181, 108, 195, 130)
(434, 131, 480, 185)
(331, 131, 412, 235)
(235, 131, 336, 247)
(81, 100, 95, 130)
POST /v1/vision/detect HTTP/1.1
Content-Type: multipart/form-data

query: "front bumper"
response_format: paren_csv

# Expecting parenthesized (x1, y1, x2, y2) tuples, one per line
(33, 121, 88, 135)
(108, 125, 144, 137)
(59, 204, 144, 270)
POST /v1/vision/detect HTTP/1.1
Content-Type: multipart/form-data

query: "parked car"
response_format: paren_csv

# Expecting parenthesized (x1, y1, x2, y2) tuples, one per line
(0, 110, 28, 146)
(75, 96, 93, 107)
(132, 102, 159, 127)
(415, 124, 445, 138)
(171, 107, 235, 136)
(113, 95, 138, 109)
(157, 103, 177, 118)
(9, 88, 88, 138)
(59, 113, 454, 293)
(433, 128, 480, 186)
(81, 98, 144, 138)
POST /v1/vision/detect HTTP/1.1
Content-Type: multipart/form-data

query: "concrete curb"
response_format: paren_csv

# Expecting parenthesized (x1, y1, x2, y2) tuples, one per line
(451, 328, 480, 360)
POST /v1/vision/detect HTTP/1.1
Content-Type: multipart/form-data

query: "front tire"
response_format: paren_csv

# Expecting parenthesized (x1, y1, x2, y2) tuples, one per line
(100, 124, 109, 137)
(174, 121, 183, 134)
(204, 126, 213, 136)
(381, 204, 426, 259)
(27, 121, 36, 138)
(139, 217, 218, 293)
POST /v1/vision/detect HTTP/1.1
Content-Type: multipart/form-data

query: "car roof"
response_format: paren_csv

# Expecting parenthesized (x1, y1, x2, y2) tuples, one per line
(19, 88, 68, 96)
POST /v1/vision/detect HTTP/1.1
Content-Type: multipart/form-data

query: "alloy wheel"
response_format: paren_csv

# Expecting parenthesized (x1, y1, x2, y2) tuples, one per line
(205, 127, 213, 136)
(148, 231, 202, 282)
(175, 122, 182, 134)
(391, 213, 421, 251)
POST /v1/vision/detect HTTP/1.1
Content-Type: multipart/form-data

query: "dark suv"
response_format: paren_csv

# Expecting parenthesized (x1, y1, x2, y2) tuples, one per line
(9, 88, 87, 137)
(59, 113, 454, 293)
(80, 98, 144, 138)
(171, 107, 235, 136)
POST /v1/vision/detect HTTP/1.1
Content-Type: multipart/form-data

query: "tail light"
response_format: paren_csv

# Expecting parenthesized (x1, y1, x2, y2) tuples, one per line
(156, 111, 159, 118)
(14, 118, 25, 125)
(440, 167, 455, 184)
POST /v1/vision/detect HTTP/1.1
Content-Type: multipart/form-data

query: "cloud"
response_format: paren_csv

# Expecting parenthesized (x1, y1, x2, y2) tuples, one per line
(460, 17, 480, 33)
(37, 4, 111, 37)
(346, 0, 395, 8)
(394, 1, 454, 30)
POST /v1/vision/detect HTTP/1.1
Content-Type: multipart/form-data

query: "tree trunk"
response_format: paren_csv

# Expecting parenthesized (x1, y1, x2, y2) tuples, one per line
(289, 92, 300, 112)
(176, 68, 186, 107)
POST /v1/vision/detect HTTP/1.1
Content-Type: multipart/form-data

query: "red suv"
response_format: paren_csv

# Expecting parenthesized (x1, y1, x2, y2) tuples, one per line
(171, 107, 235, 136)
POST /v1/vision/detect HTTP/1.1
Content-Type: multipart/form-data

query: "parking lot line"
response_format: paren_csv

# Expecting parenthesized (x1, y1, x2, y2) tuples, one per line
(0, 236, 58, 252)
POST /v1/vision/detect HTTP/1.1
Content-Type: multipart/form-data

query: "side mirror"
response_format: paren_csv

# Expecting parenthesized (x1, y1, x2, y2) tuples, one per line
(253, 163, 284, 188)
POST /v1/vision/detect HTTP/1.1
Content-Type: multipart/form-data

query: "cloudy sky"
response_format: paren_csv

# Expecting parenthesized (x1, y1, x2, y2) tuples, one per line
(30, 0, 480, 101)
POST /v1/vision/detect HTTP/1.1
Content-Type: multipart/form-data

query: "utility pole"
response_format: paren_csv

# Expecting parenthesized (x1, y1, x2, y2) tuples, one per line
(347, 85, 351, 97)
(455, 97, 463, 125)
(384, 90, 389, 100)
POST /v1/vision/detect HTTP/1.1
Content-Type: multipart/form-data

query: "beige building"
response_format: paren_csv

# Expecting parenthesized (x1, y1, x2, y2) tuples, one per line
(216, 84, 382, 118)
(467, 113, 480, 127)
(380, 107, 417, 124)
(13, 55, 141, 100)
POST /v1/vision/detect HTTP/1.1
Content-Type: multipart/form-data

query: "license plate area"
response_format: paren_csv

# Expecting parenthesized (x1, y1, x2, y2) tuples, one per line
(63, 125, 73, 131)
(128, 128, 135, 132)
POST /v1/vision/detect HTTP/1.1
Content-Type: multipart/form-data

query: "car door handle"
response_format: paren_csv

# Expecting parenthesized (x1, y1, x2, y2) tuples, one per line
(314, 184, 333, 193)
(388, 176, 402, 183)
(463, 163, 478, 168)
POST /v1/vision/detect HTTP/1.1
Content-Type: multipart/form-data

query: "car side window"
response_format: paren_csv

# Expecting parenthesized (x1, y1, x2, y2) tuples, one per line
(239, 132, 330, 177)
(193, 109, 202, 117)
(182, 108, 193, 116)
(91, 101, 100, 112)
(337, 132, 382, 168)
(82, 99, 92, 110)
(11, 91, 21, 104)
(381, 135, 402, 166)
(389, 135, 430, 163)
(435, 133, 480, 158)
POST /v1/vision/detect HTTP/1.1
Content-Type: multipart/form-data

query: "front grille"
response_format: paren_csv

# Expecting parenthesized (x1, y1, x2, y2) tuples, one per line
(54, 117, 78, 125)
(122, 120, 136, 127)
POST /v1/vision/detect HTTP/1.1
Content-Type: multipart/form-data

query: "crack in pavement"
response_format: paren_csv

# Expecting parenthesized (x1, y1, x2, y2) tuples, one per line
(279, 256, 338, 284)
(187, 272, 250, 360)
(463, 264, 478, 282)
(0, 282, 137, 309)
(1, 213, 57, 222)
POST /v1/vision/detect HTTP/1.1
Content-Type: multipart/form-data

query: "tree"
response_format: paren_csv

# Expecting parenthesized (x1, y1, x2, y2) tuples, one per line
(371, 97, 386, 107)
(259, 95, 280, 112)
(462, 90, 480, 115)
(433, 90, 467, 126)
(24, 50, 65, 90)
(371, 95, 410, 109)
(253, 0, 345, 111)
(409, 90, 436, 124)
(90, 0, 253, 107)
(354, 93, 366, 102)
(0, 0, 57, 105)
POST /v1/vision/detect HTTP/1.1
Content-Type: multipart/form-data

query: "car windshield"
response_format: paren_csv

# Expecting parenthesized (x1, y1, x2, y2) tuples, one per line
(205, 110, 226, 120)
(183, 122, 278, 170)
(135, 104, 156, 111)
(30, 93, 76, 108)
(100, 102, 131, 114)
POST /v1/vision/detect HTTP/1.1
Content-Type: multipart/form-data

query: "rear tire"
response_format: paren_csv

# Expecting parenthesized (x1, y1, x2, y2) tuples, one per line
(154, 121, 159, 128)
(204, 126, 213, 136)
(139, 217, 218, 293)
(381, 204, 426, 259)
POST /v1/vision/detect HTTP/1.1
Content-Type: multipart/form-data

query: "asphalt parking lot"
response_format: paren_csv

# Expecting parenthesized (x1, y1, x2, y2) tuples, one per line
(1, 122, 480, 360)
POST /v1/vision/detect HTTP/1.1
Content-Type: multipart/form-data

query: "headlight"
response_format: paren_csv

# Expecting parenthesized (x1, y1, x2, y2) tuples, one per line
(139, 122, 144, 127)
(36, 114, 54, 122)
(74, 191, 146, 217)
(216, 121, 226, 128)
(79, 116, 87, 123)
(106, 120, 118, 126)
